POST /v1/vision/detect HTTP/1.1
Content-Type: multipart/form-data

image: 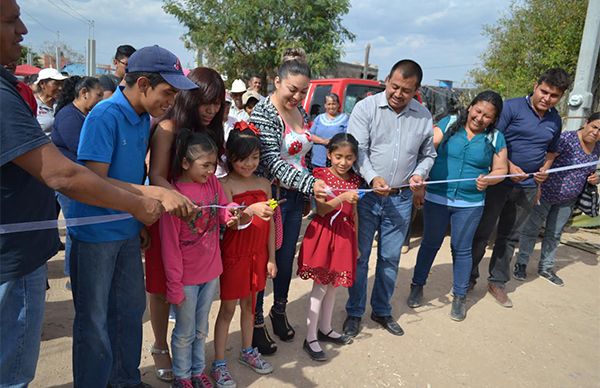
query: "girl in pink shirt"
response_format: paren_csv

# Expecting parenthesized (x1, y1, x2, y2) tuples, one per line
(160, 129, 249, 388)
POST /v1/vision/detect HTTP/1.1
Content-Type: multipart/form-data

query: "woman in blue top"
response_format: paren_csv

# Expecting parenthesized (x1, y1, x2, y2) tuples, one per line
(310, 93, 349, 167)
(51, 76, 104, 277)
(407, 91, 508, 321)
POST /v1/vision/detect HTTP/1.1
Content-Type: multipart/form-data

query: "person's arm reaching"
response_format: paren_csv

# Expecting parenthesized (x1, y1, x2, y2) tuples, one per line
(13, 143, 163, 225)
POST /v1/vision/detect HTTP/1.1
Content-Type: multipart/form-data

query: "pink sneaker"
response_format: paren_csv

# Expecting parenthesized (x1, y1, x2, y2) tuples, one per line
(191, 373, 213, 388)
(238, 348, 273, 374)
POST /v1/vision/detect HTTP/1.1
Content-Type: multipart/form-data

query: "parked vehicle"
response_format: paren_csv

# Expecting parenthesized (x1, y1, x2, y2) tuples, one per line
(303, 78, 385, 120)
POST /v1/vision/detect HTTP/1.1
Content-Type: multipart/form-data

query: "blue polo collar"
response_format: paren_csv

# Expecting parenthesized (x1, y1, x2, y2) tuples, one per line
(112, 86, 148, 125)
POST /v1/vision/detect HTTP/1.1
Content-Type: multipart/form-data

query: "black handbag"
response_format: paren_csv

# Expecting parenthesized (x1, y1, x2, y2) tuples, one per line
(576, 182, 599, 217)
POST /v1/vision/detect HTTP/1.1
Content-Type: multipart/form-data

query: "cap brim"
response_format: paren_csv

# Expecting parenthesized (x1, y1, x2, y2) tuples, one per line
(161, 72, 198, 90)
(34, 74, 68, 84)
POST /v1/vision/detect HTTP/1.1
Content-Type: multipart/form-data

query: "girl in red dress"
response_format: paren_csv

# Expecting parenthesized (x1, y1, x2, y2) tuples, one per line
(212, 123, 278, 386)
(297, 133, 361, 361)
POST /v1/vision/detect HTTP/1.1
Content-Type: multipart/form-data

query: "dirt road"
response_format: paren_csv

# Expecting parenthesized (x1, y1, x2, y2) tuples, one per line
(34, 228, 599, 388)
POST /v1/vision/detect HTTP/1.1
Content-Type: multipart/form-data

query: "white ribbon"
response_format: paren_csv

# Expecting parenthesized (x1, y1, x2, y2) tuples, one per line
(0, 205, 247, 235)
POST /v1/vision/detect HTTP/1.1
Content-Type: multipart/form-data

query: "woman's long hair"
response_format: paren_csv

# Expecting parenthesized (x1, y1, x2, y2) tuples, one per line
(440, 90, 503, 148)
(159, 67, 226, 155)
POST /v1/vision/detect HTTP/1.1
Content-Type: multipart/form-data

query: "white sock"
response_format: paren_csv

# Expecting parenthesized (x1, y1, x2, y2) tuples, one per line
(318, 285, 341, 338)
(306, 282, 326, 351)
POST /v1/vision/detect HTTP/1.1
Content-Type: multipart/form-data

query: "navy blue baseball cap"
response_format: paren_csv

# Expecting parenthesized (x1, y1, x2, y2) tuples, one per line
(126, 45, 198, 90)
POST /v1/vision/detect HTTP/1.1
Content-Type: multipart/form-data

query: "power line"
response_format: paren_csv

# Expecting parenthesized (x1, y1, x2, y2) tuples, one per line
(45, 0, 89, 25)
(58, 0, 90, 23)
(22, 10, 57, 35)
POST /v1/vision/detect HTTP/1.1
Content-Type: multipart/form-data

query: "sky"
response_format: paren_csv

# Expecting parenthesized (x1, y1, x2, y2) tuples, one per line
(20, 0, 512, 87)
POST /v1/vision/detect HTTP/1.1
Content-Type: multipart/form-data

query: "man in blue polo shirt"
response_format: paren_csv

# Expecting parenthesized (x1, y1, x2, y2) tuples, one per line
(470, 68, 571, 307)
(68, 46, 199, 388)
(1, 2, 165, 386)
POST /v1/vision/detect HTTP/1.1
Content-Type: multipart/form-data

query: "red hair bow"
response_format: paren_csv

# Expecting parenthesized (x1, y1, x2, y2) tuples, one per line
(234, 121, 260, 136)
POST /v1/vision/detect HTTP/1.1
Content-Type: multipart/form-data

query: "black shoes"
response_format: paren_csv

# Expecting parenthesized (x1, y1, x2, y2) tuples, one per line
(370, 313, 404, 336)
(538, 269, 564, 287)
(450, 295, 467, 321)
(342, 316, 361, 337)
(407, 284, 423, 308)
(252, 325, 277, 355)
(317, 329, 353, 345)
(303, 339, 327, 361)
(269, 309, 295, 341)
(513, 263, 527, 281)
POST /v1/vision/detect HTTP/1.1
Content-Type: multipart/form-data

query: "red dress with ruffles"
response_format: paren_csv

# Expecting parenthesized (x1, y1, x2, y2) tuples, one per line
(220, 190, 270, 300)
(297, 168, 361, 288)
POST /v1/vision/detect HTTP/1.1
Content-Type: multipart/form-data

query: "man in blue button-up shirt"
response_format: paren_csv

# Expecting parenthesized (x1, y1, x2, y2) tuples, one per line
(470, 68, 570, 308)
(344, 60, 436, 337)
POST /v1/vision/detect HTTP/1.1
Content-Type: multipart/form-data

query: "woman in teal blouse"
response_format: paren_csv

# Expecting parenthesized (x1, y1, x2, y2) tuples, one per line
(407, 91, 508, 321)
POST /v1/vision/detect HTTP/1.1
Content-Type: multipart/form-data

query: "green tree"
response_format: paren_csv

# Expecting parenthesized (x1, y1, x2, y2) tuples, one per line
(18, 46, 42, 67)
(163, 0, 355, 88)
(470, 0, 587, 98)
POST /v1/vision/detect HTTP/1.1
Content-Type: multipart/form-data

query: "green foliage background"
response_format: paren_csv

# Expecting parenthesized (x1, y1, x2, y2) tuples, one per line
(163, 0, 354, 88)
(470, 0, 588, 98)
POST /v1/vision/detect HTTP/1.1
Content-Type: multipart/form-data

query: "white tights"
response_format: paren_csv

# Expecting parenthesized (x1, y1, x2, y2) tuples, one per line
(306, 282, 340, 351)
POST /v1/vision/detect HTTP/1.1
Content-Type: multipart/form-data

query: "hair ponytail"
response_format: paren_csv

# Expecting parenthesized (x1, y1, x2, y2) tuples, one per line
(55, 76, 81, 114)
(56, 76, 101, 114)
(171, 128, 218, 178)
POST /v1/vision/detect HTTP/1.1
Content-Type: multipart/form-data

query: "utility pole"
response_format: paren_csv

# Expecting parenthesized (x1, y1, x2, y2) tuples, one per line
(565, 0, 600, 131)
(362, 43, 371, 79)
(86, 20, 96, 76)
(55, 31, 60, 69)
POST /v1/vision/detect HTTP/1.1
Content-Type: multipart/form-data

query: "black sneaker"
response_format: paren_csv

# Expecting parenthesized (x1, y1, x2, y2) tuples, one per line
(538, 270, 564, 287)
(450, 295, 466, 322)
(407, 284, 423, 308)
(513, 263, 527, 281)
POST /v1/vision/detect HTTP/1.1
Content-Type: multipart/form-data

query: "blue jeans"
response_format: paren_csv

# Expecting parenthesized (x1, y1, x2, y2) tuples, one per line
(171, 278, 218, 379)
(516, 198, 577, 272)
(255, 187, 305, 318)
(56, 192, 72, 276)
(0, 265, 47, 388)
(70, 236, 146, 388)
(412, 201, 484, 296)
(346, 190, 413, 317)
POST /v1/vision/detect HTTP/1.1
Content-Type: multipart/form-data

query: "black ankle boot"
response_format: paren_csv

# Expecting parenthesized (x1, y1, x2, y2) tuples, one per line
(252, 325, 277, 355)
(269, 308, 295, 341)
(450, 295, 467, 321)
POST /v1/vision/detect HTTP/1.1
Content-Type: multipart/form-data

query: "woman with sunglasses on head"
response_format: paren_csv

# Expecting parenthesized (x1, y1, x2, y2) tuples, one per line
(407, 91, 508, 322)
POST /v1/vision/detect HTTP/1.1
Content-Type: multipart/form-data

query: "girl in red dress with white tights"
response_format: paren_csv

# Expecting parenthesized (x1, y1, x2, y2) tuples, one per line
(212, 122, 278, 387)
(297, 133, 361, 361)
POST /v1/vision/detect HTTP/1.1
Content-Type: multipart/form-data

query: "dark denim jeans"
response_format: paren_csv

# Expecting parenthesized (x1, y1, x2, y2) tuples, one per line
(412, 200, 484, 296)
(516, 198, 577, 272)
(255, 187, 305, 318)
(56, 192, 72, 276)
(471, 184, 537, 286)
(346, 190, 413, 317)
(70, 236, 146, 388)
(0, 264, 47, 388)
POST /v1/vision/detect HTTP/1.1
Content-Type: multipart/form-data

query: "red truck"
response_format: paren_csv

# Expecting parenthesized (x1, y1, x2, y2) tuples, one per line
(302, 78, 385, 120)
(302, 78, 426, 120)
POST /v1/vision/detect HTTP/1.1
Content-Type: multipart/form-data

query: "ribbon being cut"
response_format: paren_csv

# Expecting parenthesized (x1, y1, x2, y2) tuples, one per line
(1, 161, 597, 234)
(324, 160, 599, 225)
